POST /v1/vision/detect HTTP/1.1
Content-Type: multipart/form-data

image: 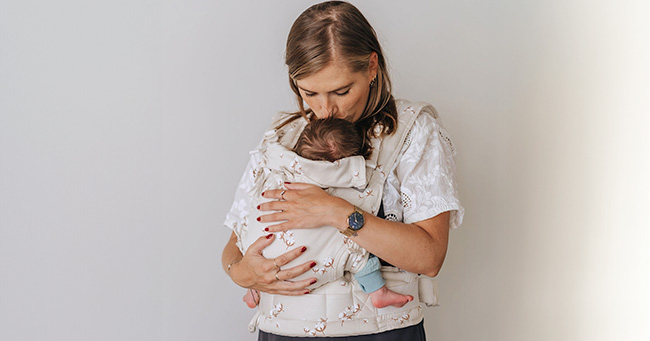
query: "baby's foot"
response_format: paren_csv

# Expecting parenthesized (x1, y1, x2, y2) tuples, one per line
(369, 286, 413, 308)
(243, 289, 260, 308)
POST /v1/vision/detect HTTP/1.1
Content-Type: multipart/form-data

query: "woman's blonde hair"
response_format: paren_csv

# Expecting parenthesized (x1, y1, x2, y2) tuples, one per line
(281, 1, 398, 158)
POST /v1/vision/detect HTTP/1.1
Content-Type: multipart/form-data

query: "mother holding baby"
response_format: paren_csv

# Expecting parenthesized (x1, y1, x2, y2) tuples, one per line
(221, 1, 463, 340)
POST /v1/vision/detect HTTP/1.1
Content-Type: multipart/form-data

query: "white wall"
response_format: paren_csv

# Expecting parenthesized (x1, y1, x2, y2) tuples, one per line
(1, 1, 648, 340)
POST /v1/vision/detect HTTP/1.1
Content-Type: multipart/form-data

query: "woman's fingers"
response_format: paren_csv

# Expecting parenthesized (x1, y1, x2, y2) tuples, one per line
(259, 183, 348, 231)
(258, 199, 289, 212)
(262, 188, 290, 201)
(257, 210, 288, 224)
(273, 244, 308, 268)
(268, 276, 316, 295)
(257, 260, 316, 295)
(269, 288, 312, 296)
(261, 183, 317, 200)
(264, 222, 292, 233)
(246, 233, 276, 255)
(231, 232, 316, 295)
(277, 260, 318, 281)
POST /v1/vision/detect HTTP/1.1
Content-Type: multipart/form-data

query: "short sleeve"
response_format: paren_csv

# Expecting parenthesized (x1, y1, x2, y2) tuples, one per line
(223, 140, 263, 234)
(389, 112, 464, 228)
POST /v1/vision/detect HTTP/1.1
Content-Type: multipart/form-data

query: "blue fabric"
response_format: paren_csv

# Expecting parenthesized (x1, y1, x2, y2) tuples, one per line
(353, 255, 385, 293)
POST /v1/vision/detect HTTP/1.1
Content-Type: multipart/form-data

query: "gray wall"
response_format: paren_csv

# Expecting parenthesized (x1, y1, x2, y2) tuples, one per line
(1, 0, 648, 340)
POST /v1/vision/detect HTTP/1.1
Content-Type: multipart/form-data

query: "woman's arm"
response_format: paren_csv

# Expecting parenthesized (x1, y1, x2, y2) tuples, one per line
(354, 210, 449, 277)
(258, 184, 450, 277)
(221, 231, 318, 295)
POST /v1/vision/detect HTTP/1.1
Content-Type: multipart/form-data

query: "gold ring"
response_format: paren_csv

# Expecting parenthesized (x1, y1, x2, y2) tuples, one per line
(280, 190, 286, 200)
(273, 258, 280, 269)
(275, 271, 281, 281)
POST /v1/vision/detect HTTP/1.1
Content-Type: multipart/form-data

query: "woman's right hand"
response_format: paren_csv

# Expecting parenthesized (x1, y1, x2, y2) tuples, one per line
(229, 233, 317, 295)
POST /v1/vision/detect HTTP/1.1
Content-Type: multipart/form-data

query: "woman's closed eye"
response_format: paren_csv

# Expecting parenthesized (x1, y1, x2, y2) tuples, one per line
(335, 89, 350, 96)
(303, 89, 349, 97)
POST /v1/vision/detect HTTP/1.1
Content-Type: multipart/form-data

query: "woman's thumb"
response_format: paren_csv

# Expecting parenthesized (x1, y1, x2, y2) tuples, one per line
(249, 233, 275, 254)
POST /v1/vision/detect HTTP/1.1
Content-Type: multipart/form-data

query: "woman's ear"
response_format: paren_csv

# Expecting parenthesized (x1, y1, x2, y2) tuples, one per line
(368, 52, 379, 79)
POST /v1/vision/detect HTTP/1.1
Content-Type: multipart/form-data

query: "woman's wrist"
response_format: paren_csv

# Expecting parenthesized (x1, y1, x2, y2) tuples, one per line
(333, 200, 356, 232)
(227, 259, 254, 289)
(226, 259, 240, 276)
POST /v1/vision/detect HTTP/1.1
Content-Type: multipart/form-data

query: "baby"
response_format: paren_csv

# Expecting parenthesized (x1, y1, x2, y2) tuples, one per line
(243, 117, 412, 309)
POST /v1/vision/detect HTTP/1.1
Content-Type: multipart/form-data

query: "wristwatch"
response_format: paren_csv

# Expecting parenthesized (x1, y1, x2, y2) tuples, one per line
(341, 206, 365, 237)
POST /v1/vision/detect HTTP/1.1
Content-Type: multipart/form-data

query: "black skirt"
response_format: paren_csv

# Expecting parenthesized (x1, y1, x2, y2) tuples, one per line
(258, 320, 426, 341)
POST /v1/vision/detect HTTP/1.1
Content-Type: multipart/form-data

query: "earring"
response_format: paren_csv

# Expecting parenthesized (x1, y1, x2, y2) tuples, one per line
(369, 76, 377, 87)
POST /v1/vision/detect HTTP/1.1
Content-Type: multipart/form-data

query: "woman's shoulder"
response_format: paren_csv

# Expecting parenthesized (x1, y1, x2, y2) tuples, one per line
(395, 99, 439, 119)
(393, 99, 454, 155)
(394, 99, 441, 133)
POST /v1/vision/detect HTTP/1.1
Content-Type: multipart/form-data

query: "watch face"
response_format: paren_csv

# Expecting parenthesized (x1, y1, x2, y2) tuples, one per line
(348, 211, 365, 231)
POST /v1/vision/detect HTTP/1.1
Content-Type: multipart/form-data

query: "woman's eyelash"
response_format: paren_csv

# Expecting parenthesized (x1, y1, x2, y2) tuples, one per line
(303, 89, 349, 97)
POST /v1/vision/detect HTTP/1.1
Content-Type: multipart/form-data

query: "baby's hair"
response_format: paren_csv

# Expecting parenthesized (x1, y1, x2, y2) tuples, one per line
(294, 117, 364, 162)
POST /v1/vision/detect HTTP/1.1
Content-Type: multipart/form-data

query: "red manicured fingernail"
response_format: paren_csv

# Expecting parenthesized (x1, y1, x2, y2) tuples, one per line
(256, 205, 260, 210)
(301, 247, 307, 253)
(261, 191, 265, 196)
(264, 227, 269, 232)
(284, 182, 291, 184)
(304, 290, 310, 295)
(266, 234, 273, 239)
(310, 279, 317, 285)
(310, 262, 316, 268)
(256, 217, 261, 221)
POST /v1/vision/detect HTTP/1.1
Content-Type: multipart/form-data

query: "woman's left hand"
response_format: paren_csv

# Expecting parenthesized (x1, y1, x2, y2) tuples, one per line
(258, 182, 352, 233)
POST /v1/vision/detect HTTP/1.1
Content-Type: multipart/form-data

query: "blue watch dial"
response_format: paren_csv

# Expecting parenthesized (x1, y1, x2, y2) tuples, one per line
(348, 211, 365, 230)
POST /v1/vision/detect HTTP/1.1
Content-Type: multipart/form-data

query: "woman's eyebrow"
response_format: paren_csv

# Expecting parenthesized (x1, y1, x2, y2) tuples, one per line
(298, 83, 353, 93)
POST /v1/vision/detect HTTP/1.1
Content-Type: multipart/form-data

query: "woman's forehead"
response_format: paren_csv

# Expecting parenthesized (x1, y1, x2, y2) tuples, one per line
(296, 61, 364, 92)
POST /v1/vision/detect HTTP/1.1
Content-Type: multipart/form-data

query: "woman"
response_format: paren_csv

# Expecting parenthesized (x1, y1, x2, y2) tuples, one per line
(222, 1, 463, 339)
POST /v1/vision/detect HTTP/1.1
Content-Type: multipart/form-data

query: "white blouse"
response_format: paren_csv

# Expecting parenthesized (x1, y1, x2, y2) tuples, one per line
(224, 110, 463, 233)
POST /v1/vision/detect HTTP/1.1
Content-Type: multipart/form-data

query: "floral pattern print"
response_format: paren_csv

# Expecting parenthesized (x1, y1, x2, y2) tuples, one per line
(393, 313, 411, 325)
(358, 188, 374, 199)
(338, 304, 361, 325)
(312, 256, 334, 274)
(265, 303, 284, 328)
(303, 318, 328, 336)
(349, 253, 364, 268)
(290, 158, 303, 175)
(278, 231, 295, 249)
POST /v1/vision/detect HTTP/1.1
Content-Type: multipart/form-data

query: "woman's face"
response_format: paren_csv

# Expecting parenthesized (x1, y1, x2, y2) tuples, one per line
(295, 55, 377, 122)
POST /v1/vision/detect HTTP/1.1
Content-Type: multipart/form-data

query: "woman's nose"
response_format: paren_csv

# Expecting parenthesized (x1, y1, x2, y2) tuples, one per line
(320, 98, 337, 117)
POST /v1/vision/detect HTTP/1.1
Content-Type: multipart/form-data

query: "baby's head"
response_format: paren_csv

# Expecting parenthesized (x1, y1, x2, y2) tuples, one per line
(294, 117, 363, 162)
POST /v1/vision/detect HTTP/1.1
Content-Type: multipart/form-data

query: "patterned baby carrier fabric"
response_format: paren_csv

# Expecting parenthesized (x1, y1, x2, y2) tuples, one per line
(237, 131, 372, 286)
(239, 100, 441, 337)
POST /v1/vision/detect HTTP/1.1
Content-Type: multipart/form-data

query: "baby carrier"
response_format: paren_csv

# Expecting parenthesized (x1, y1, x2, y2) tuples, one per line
(245, 100, 442, 337)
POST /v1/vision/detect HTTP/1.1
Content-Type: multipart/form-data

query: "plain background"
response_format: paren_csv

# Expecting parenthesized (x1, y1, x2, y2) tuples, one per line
(1, 0, 648, 340)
